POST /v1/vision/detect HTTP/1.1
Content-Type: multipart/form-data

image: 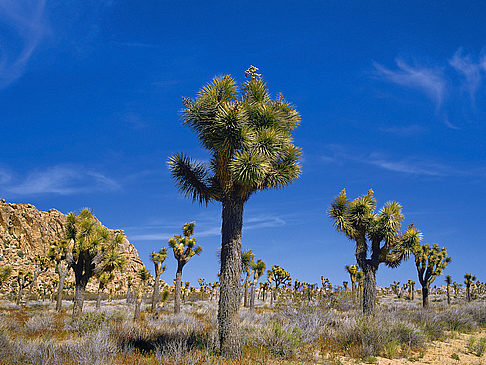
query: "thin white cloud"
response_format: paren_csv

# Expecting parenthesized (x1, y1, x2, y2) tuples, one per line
(0, 0, 48, 88)
(0, 168, 12, 184)
(373, 59, 446, 109)
(366, 155, 446, 176)
(7, 166, 120, 195)
(449, 49, 482, 103)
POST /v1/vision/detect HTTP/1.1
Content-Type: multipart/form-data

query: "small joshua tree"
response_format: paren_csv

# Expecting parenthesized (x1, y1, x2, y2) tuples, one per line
(134, 266, 152, 320)
(48, 240, 70, 311)
(345, 264, 358, 299)
(250, 258, 266, 312)
(328, 189, 421, 315)
(168, 222, 202, 314)
(0, 266, 12, 291)
(410, 243, 451, 308)
(95, 271, 114, 310)
(269, 265, 291, 303)
(464, 273, 476, 302)
(445, 275, 452, 305)
(15, 269, 33, 305)
(150, 248, 167, 312)
(407, 279, 415, 300)
(26, 255, 50, 304)
(241, 249, 255, 307)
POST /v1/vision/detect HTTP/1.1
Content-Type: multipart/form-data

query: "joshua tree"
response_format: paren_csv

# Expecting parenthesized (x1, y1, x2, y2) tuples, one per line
(15, 269, 33, 305)
(126, 275, 134, 304)
(445, 275, 452, 305)
(65, 209, 127, 317)
(168, 222, 202, 314)
(328, 189, 421, 315)
(0, 266, 12, 291)
(48, 240, 70, 311)
(464, 273, 476, 302)
(453, 282, 459, 298)
(26, 255, 50, 304)
(241, 249, 255, 307)
(168, 66, 301, 358)
(95, 271, 114, 310)
(345, 264, 358, 299)
(183, 281, 190, 302)
(250, 258, 266, 312)
(342, 281, 348, 290)
(269, 265, 291, 303)
(390, 281, 401, 297)
(134, 266, 152, 320)
(150, 248, 167, 312)
(410, 243, 451, 308)
(407, 279, 415, 300)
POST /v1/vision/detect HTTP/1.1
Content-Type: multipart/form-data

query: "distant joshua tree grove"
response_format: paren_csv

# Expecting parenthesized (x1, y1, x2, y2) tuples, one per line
(328, 189, 421, 315)
(168, 66, 301, 358)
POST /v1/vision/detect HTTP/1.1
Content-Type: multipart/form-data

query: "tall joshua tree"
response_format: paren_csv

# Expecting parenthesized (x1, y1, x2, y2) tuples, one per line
(168, 66, 301, 358)
(464, 273, 476, 302)
(150, 248, 167, 312)
(250, 258, 266, 312)
(328, 189, 421, 315)
(66, 209, 126, 317)
(168, 222, 202, 314)
(48, 240, 70, 311)
(410, 243, 451, 308)
(134, 266, 152, 320)
(241, 249, 255, 307)
(15, 269, 33, 305)
(445, 275, 452, 305)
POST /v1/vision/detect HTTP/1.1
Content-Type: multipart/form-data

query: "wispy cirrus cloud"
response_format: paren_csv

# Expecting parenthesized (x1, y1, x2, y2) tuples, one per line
(379, 124, 425, 137)
(129, 214, 287, 241)
(449, 49, 483, 103)
(320, 145, 483, 178)
(0, 0, 48, 88)
(5, 166, 120, 195)
(373, 59, 446, 109)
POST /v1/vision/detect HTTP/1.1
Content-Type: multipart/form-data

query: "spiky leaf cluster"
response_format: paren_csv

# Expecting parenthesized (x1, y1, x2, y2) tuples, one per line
(252, 259, 266, 280)
(412, 243, 451, 286)
(464, 273, 476, 286)
(269, 265, 291, 288)
(242, 249, 255, 276)
(168, 222, 202, 268)
(168, 67, 301, 205)
(328, 189, 421, 269)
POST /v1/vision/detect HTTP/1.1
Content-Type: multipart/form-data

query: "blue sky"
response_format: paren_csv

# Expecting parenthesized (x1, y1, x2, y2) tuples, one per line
(1, 0, 485, 288)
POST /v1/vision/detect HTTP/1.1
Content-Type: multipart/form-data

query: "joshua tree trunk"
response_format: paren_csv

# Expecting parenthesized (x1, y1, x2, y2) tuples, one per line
(174, 264, 183, 314)
(151, 274, 160, 312)
(243, 275, 249, 307)
(96, 289, 102, 310)
(422, 284, 429, 308)
(466, 285, 471, 302)
(126, 285, 132, 304)
(134, 297, 141, 320)
(218, 199, 243, 359)
(446, 285, 451, 305)
(56, 264, 67, 312)
(362, 265, 377, 315)
(250, 279, 257, 312)
(16, 282, 23, 305)
(73, 275, 88, 317)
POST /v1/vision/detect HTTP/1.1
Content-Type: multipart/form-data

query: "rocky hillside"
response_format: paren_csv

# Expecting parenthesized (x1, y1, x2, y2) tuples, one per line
(0, 199, 144, 296)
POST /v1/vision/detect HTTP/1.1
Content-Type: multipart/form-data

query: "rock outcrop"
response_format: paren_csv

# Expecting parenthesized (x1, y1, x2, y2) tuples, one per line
(0, 199, 144, 296)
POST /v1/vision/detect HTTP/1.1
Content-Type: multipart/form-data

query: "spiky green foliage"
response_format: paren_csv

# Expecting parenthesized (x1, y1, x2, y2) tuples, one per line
(269, 265, 291, 290)
(0, 266, 12, 290)
(328, 189, 419, 314)
(168, 222, 202, 267)
(168, 69, 301, 206)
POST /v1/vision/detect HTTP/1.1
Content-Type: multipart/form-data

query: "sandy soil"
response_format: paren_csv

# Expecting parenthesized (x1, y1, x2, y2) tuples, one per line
(321, 329, 486, 365)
